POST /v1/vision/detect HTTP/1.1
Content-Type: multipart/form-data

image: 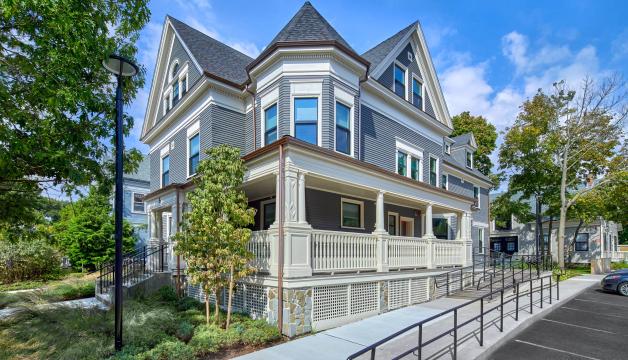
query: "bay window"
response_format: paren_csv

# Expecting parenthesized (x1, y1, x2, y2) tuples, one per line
(335, 102, 351, 154)
(161, 155, 170, 187)
(264, 104, 277, 145)
(294, 98, 318, 145)
(188, 133, 200, 176)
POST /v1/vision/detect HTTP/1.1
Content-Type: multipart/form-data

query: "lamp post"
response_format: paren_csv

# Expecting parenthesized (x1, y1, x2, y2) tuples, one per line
(102, 54, 138, 351)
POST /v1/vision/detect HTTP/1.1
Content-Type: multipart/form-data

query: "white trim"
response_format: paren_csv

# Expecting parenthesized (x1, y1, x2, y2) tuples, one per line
(160, 153, 170, 188)
(428, 155, 439, 187)
(131, 192, 146, 214)
(387, 212, 399, 235)
(392, 61, 408, 101)
(260, 199, 276, 229)
(399, 216, 415, 237)
(290, 81, 323, 146)
(473, 221, 489, 228)
(186, 127, 200, 178)
(340, 198, 365, 229)
(478, 227, 485, 254)
(411, 74, 424, 111)
(333, 96, 354, 157)
(473, 185, 480, 208)
(395, 138, 424, 182)
(261, 102, 278, 147)
(441, 173, 449, 190)
(466, 150, 474, 169)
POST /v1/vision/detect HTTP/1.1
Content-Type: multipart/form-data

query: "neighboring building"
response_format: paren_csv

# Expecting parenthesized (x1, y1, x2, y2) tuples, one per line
(489, 195, 620, 263)
(140, 2, 491, 335)
(122, 156, 151, 247)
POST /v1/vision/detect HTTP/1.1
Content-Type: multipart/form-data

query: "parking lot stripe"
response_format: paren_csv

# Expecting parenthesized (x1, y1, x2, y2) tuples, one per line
(560, 306, 628, 319)
(513, 340, 601, 360)
(540, 318, 615, 334)
(574, 298, 628, 308)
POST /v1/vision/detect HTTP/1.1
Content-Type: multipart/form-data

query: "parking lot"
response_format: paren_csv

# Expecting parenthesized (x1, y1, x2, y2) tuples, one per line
(488, 285, 628, 360)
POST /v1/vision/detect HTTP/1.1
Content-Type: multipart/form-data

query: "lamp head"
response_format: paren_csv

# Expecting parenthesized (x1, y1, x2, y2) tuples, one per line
(103, 54, 138, 77)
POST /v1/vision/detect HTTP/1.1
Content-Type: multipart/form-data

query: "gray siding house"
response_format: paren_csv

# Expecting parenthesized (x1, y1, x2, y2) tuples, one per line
(121, 157, 150, 247)
(140, 2, 492, 336)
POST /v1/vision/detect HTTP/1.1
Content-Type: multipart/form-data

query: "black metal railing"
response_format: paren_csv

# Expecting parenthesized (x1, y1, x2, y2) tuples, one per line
(97, 244, 168, 294)
(347, 273, 560, 360)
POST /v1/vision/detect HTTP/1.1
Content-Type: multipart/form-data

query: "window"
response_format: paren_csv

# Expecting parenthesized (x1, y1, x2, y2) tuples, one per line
(412, 78, 423, 108)
(165, 94, 171, 112)
(473, 186, 480, 208)
(394, 64, 406, 98)
(335, 102, 351, 154)
(397, 150, 407, 176)
(181, 76, 187, 96)
(388, 213, 398, 235)
(172, 81, 179, 106)
(341, 199, 363, 228)
(294, 98, 318, 145)
(444, 143, 451, 154)
(466, 151, 473, 168)
(575, 233, 589, 252)
(478, 228, 485, 253)
(433, 218, 449, 239)
(264, 104, 278, 145)
(188, 133, 200, 176)
(507, 241, 516, 252)
(172, 62, 179, 77)
(132, 193, 145, 213)
(161, 155, 170, 187)
(429, 157, 437, 186)
(543, 233, 549, 244)
(410, 157, 420, 180)
(441, 174, 448, 189)
(261, 201, 275, 230)
(492, 241, 500, 252)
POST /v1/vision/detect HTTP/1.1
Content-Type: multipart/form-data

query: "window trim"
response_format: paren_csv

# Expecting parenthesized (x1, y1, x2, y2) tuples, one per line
(575, 233, 589, 252)
(163, 61, 189, 115)
(387, 212, 399, 236)
(291, 95, 322, 146)
(186, 130, 200, 178)
(160, 153, 170, 188)
(261, 102, 278, 147)
(441, 173, 449, 190)
(260, 199, 276, 230)
(392, 61, 408, 100)
(478, 228, 485, 254)
(399, 216, 415, 237)
(429, 155, 439, 187)
(340, 198, 364, 230)
(444, 143, 451, 155)
(334, 99, 353, 156)
(473, 186, 480, 208)
(131, 192, 146, 214)
(466, 150, 473, 169)
(396, 139, 424, 182)
(411, 74, 424, 111)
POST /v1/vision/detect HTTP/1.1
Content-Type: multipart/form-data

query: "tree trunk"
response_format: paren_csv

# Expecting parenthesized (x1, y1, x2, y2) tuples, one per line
(557, 204, 568, 270)
(567, 219, 584, 263)
(547, 216, 554, 263)
(214, 287, 220, 325)
(535, 196, 543, 275)
(226, 264, 235, 329)
(558, 138, 570, 270)
(205, 295, 210, 325)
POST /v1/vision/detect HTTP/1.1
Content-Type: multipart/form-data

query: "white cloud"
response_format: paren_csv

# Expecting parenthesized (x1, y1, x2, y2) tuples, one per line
(611, 29, 628, 62)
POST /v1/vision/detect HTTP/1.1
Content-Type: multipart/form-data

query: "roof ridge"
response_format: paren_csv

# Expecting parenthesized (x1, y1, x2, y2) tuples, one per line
(361, 21, 418, 70)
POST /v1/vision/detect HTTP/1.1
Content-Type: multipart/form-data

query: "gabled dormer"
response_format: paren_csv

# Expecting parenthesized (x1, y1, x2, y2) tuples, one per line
(450, 133, 478, 169)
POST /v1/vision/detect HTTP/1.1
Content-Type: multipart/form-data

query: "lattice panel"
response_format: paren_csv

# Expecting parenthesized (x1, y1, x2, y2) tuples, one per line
(388, 279, 410, 310)
(350, 282, 378, 315)
(313, 285, 349, 322)
(245, 284, 268, 319)
(231, 284, 245, 311)
(410, 278, 429, 304)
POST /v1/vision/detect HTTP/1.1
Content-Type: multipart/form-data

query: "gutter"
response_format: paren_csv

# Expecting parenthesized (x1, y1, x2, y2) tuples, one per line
(246, 84, 257, 151)
(277, 143, 285, 334)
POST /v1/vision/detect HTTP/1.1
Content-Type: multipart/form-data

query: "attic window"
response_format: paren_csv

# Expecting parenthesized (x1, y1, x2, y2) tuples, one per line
(393, 64, 406, 99)
(172, 62, 180, 77)
(444, 143, 451, 155)
(466, 151, 473, 168)
(407, 52, 414, 62)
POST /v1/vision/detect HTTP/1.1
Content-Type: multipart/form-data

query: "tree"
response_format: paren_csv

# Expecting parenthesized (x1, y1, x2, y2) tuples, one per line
(174, 146, 256, 327)
(53, 187, 136, 271)
(0, 0, 149, 228)
(498, 91, 561, 260)
(491, 192, 534, 229)
(551, 77, 627, 269)
(451, 112, 499, 185)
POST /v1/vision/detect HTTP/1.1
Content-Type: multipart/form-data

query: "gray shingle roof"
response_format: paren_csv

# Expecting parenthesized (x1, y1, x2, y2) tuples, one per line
(168, 16, 253, 87)
(265, 2, 353, 50)
(442, 152, 491, 183)
(451, 133, 473, 147)
(362, 22, 417, 71)
(124, 156, 150, 183)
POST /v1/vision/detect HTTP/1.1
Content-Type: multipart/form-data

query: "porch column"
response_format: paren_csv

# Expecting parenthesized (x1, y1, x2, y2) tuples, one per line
(373, 191, 388, 272)
(149, 209, 159, 244)
(462, 211, 473, 266)
(456, 212, 462, 240)
(424, 203, 435, 239)
(298, 172, 307, 224)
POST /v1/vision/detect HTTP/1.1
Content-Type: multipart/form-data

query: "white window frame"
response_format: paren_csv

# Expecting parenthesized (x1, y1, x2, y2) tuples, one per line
(261, 102, 278, 147)
(466, 150, 473, 169)
(186, 121, 200, 178)
(388, 211, 399, 236)
(289, 80, 323, 147)
(392, 61, 408, 101)
(396, 139, 423, 182)
(441, 173, 449, 190)
(260, 87, 279, 147)
(333, 86, 355, 157)
(429, 155, 439, 187)
(399, 216, 415, 237)
(260, 199, 276, 230)
(444, 143, 451, 155)
(160, 146, 170, 188)
(411, 74, 424, 111)
(473, 185, 480, 208)
(163, 60, 189, 114)
(131, 192, 146, 214)
(478, 228, 485, 254)
(340, 198, 364, 230)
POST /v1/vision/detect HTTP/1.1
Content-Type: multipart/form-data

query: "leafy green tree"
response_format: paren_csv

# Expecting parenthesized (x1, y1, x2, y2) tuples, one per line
(175, 146, 256, 326)
(53, 188, 136, 271)
(451, 112, 498, 185)
(0, 0, 149, 228)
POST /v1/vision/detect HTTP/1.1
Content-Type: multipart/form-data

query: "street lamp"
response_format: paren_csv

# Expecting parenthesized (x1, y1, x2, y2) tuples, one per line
(102, 54, 138, 351)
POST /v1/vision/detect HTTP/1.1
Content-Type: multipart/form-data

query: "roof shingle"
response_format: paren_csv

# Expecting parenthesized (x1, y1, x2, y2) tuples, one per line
(361, 22, 417, 71)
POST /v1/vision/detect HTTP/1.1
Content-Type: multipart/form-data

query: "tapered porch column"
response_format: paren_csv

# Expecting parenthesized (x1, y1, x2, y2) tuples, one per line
(374, 190, 386, 234)
(423, 203, 435, 239)
(373, 191, 388, 272)
(298, 172, 306, 224)
(149, 209, 159, 244)
(456, 212, 462, 240)
(462, 211, 473, 266)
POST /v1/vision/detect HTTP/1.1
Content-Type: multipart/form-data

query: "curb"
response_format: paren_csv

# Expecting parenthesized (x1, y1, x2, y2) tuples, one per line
(474, 281, 596, 360)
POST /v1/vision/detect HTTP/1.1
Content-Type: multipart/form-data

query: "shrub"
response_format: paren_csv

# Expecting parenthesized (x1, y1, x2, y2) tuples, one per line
(123, 304, 178, 350)
(176, 296, 201, 312)
(188, 324, 223, 355)
(156, 286, 177, 303)
(135, 339, 195, 360)
(0, 239, 60, 284)
(175, 321, 194, 343)
(241, 320, 281, 346)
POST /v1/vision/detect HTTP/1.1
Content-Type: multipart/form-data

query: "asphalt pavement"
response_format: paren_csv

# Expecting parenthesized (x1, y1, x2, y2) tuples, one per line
(488, 285, 628, 360)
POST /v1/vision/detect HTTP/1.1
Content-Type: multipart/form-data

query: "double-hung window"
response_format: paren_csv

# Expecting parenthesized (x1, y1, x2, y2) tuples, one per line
(181, 75, 187, 97)
(412, 78, 423, 109)
(429, 157, 438, 186)
(161, 155, 170, 187)
(264, 104, 277, 145)
(172, 81, 180, 106)
(132, 193, 145, 213)
(188, 133, 200, 176)
(441, 174, 448, 189)
(575, 233, 589, 251)
(294, 98, 318, 145)
(394, 64, 406, 98)
(466, 151, 473, 168)
(335, 102, 351, 154)
(341, 199, 363, 228)
(261, 201, 276, 230)
(397, 150, 407, 176)
(473, 186, 480, 207)
(410, 157, 420, 180)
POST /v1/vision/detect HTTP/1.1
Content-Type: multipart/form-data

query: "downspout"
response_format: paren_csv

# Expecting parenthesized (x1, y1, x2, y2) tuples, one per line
(246, 84, 257, 151)
(176, 189, 181, 297)
(277, 144, 285, 334)
(357, 66, 369, 161)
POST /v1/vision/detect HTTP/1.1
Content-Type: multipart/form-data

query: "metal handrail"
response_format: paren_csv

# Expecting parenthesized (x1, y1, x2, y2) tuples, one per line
(346, 273, 560, 360)
(97, 244, 168, 294)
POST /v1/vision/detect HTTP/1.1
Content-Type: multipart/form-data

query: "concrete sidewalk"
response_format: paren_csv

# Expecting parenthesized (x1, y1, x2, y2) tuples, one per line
(0, 297, 107, 319)
(235, 274, 604, 360)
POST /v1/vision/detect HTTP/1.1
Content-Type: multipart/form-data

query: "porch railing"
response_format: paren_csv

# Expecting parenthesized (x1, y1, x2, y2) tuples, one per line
(388, 236, 429, 269)
(311, 230, 378, 273)
(247, 230, 272, 271)
(434, 239, 464, 266)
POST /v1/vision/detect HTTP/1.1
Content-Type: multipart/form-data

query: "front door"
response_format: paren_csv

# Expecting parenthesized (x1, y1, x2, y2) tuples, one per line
(400, 217, 414, 237)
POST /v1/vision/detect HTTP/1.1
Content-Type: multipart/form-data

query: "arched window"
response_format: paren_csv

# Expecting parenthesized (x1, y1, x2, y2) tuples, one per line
(172, 62, 180, 78)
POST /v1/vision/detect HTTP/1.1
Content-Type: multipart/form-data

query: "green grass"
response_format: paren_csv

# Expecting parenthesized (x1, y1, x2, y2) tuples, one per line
(553, 263, 591, 280)
(0, 287, 282, 360)
(0, 272, 96, 309)
(611, 261, 628, 270)
(0, 270, 88, 292)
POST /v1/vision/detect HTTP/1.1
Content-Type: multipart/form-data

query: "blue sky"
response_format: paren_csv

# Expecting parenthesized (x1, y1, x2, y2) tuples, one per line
(126, 0, 628, 174)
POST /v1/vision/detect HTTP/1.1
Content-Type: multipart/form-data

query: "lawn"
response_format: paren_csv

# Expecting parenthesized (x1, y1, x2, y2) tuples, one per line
(0, 270, 91, 292)
(0, 272, 96, 309)
(0, 286, 282, 360)
(553, 263, 591, 280)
